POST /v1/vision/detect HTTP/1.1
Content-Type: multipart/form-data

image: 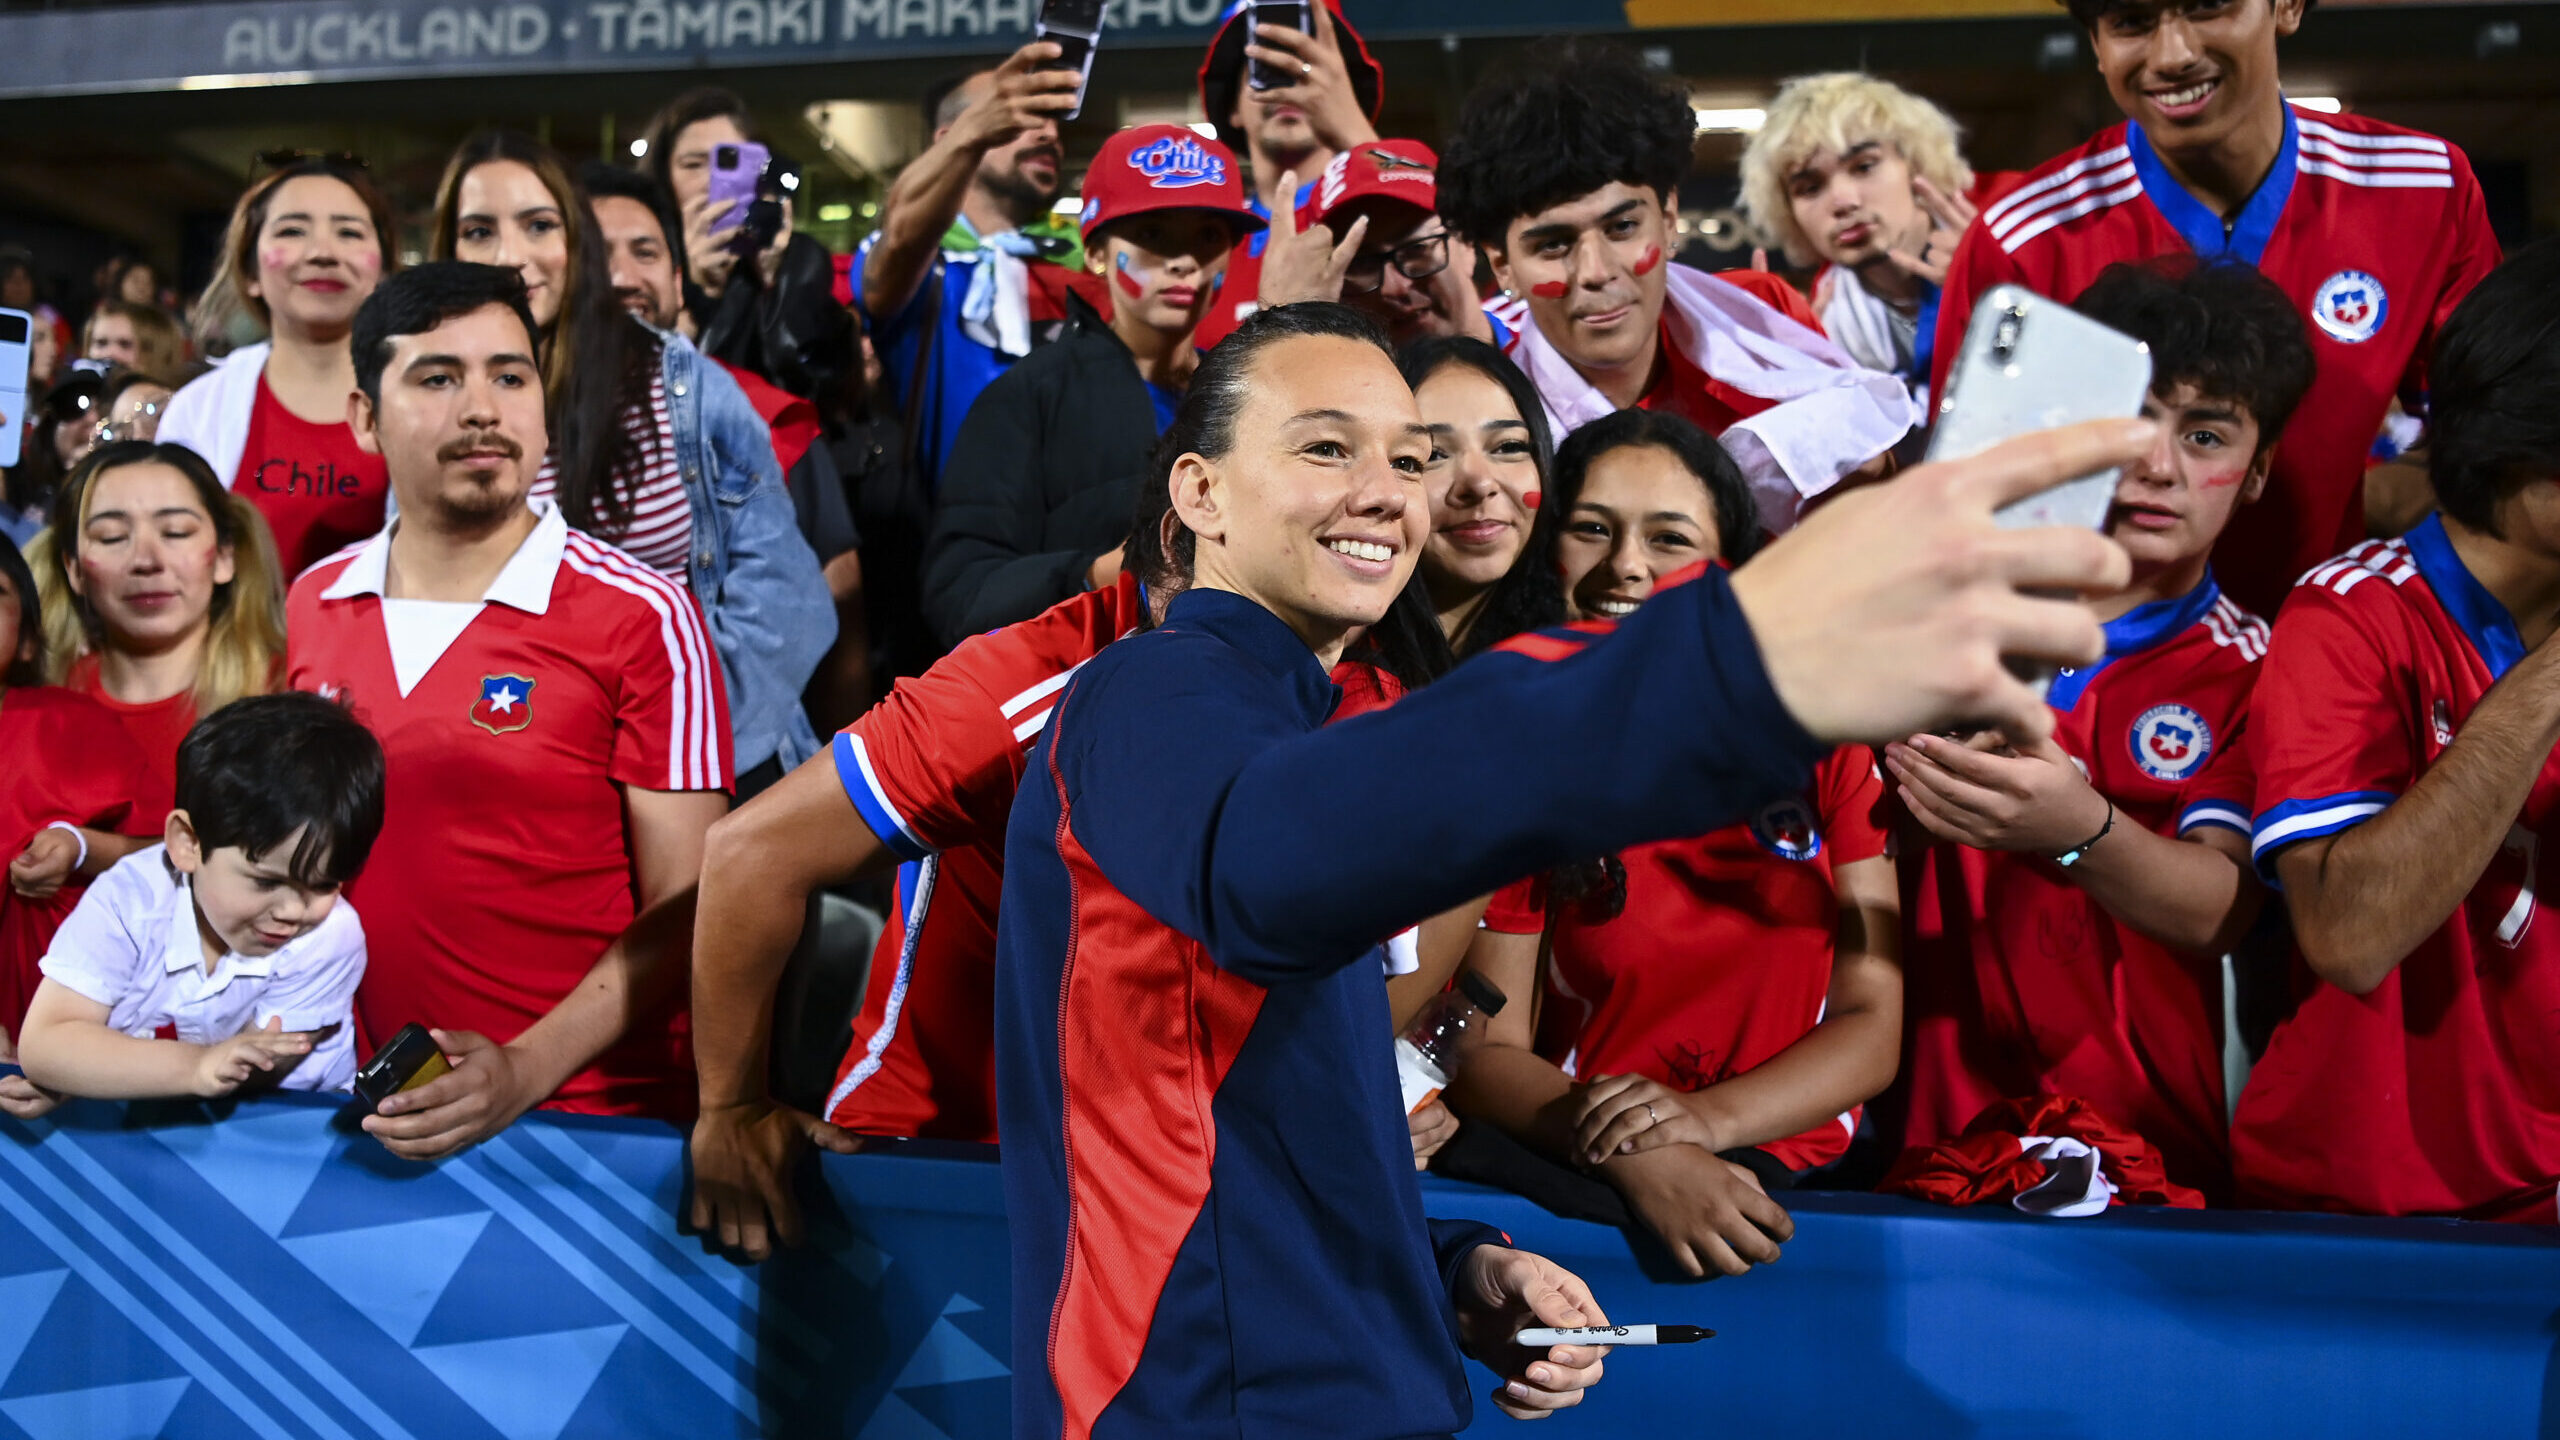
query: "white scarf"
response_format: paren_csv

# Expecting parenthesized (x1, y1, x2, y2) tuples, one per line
(955, 228, 1042, 358)
(1506, 265, 1919, 533)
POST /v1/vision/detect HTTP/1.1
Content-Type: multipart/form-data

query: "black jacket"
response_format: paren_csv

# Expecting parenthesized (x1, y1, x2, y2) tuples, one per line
(692, 231, 857, 413)
(921, 291, 1161, 647)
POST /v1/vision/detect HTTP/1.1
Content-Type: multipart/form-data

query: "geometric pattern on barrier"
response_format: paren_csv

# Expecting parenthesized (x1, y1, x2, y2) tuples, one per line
(0, 1091, 1014, 1439)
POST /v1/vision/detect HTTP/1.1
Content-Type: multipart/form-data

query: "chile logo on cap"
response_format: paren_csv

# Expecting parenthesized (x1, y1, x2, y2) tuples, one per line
(472, 673, 535, 735)
(2130, 703, 2211, 782)
(2312, 270, 2387, 344)
(1749, 796, 1823, 862)
(1131, 136, 1226, 189)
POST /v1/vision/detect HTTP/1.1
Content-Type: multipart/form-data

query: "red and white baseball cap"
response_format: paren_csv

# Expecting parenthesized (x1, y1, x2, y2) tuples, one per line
(1076, 124, 1267, 245)
(1299, 139, 1439, 232)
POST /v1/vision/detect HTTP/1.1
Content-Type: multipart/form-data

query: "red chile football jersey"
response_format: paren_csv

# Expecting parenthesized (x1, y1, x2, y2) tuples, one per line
(1903, 579, 2264, 1196)
(2241, 517, 2560, 1221)
(1484, 746, 1889, 1172)
(1933, 104, 2501, 620)
(824, 573, 1413, 1141)
(287, 508, 731, 1118)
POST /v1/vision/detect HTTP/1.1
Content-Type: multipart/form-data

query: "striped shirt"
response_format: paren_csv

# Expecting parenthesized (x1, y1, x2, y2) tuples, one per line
(530, 363, 696, 579)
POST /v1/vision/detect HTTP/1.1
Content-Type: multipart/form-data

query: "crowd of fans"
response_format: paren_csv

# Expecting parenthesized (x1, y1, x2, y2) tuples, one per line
(1, 0, 2553, 1346)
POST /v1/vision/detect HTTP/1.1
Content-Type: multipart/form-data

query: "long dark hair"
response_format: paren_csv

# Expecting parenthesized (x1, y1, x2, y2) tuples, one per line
(1126, 301, 1454, 690)
(431, 131, 659, 540)
(0, 531, 41, 687)
(1395, 334, 1558, 657)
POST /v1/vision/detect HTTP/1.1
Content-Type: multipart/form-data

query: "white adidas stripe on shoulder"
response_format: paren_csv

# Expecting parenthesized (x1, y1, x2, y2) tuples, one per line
(2297, 134, 2450, 172)
(2202, 597, 2270, 662)
(2297, 539, 2419, 598)
(1998, 169, 2144, 254)
(1983, 143, 2133, 233)
(2296, 116, 2449, 156)
(563, 532, 723, 790)
(2298, 158, 2453, 190)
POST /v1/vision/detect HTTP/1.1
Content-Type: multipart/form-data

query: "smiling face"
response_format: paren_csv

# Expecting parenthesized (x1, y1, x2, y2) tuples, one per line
(593, 194, 679, 329)
(354, 302, 548, 532)
(167, 818, 341, 960)
(1172, 333, 1432, 661)
(1785, 139, 1927, 274)
(1490, 182, 1675, 385)
(2091, 0, 2302, 157)
(1414, 362, 1539, 607)
(2106, 378, 2268, 576)
(1090, 213, 1234, 336)
(452, 160, 571, 330)
(246, 174, 385, 338)
(1556, 442, 1722, 621)
(68, 461, 235, 657)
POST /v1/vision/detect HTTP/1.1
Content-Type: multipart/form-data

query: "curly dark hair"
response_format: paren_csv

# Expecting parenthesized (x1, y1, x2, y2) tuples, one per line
(2424, 239, 2560, 540)
(2063, 0, 2314, 28)
(2070, 255, 2316, 456)
(1436, 41, 1698, 250)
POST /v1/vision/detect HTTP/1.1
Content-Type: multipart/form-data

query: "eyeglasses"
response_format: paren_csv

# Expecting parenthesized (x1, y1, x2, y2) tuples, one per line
(94, 400, 165, 446)
(251, 148, 371, 178)
(1344, 230, 1452, 293)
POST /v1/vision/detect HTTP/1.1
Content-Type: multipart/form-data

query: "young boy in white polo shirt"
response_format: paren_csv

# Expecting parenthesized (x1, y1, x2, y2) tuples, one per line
(6, 693, 384, 1116)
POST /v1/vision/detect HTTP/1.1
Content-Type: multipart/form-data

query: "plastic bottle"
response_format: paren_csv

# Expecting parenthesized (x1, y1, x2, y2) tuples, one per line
(1394, 969, 1507, 1115)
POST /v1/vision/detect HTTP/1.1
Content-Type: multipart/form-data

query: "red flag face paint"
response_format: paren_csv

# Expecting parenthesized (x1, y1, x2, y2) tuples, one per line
(1630, 244, 1662, 276)
(1529, 280, 1569, 300)
(1114, 250, 1147, 299)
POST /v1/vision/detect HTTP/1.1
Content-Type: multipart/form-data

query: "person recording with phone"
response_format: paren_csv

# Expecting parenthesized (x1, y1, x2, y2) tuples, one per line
(857, 46, 1075, 501)
(638, 89, 856, 412)
(1191, 0, 1389, 347)
(434, 131, 833, 795)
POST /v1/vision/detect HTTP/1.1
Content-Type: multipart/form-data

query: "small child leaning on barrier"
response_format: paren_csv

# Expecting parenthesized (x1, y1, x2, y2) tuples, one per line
(2, 691, 385, 1118)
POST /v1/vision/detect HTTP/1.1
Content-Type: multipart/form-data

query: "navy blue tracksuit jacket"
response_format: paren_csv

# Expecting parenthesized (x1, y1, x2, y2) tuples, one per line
(996, 573, 1826, 1439)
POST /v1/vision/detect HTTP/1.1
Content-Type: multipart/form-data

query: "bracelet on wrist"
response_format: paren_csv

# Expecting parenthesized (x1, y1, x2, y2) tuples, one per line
(2053, 798, 2115, 868)
(44, 822, 89, 875)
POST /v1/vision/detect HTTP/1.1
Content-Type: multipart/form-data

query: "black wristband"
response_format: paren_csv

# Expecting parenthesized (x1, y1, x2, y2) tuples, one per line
(2053, 798, 2115, 868)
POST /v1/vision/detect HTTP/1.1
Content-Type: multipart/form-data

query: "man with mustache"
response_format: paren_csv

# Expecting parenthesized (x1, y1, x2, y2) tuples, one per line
(286, 262, 733, 1159)
(859, 41, 1076, 499)
(1931, 0, 2501, 621)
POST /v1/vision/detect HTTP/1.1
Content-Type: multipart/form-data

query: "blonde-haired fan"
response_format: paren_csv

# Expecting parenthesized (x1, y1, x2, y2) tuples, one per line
(1741, 73, 1995, 405)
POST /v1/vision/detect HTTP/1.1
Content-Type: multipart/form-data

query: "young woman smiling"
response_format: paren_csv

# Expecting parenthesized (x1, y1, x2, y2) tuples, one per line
(432, 132, 833, 792)
(1396, 335, 1552, 656)
(1446, 407, 1904, 1280)
(160, 157, 395, 578)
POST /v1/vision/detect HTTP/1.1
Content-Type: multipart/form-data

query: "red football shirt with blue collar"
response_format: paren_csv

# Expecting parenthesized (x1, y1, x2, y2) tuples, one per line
(1483, 746, 1889, 1171)
(2241, 516, 2560, 1221)
(823, 573, 1408, 1141)
(1933, 102, 2501, 620)
(286, 506, 731, 1117)
(1903, 577, 2265, 1196)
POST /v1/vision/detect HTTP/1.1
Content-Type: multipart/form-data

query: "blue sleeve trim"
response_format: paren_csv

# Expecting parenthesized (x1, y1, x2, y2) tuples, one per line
(2176, 800, 2252, 837)
(833, 730, 933, 863)
(2250, 790, 2395, 880)
(1427, 1218, 1508, 1309)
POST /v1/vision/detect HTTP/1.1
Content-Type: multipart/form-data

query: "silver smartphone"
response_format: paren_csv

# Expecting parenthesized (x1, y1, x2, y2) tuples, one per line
(1928, 284, 2153, 694)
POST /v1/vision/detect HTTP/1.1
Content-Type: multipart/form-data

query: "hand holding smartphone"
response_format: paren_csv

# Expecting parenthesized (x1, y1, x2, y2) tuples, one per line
(706, 141, 770, 237)
(1034, 0, 1104, 122)
(353, 1022, 453, 1115)
(1246, 0, 1313, 91)
(1927, 284, 2153, 694)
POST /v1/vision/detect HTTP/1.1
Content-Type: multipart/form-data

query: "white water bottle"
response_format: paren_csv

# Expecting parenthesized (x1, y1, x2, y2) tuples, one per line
(1394, 970, 1507, 1114)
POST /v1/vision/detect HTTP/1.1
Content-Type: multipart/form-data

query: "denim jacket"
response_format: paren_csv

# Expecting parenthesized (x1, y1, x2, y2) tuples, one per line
(661, 333, 833, 775)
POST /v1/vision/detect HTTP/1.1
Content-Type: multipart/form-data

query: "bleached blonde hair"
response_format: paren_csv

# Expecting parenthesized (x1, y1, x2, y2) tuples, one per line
(1740, 73, 1975, 268)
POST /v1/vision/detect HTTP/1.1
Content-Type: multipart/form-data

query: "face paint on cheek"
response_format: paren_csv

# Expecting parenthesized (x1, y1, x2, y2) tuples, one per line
(1529, 280, 1569, 300)
(259, 248, 294, 275)
(1522, 490, 1541, 511)
(1630, 244, 1663, 276)
(1114, 251, 1147, 300)
(2198, 464, 2249, 489)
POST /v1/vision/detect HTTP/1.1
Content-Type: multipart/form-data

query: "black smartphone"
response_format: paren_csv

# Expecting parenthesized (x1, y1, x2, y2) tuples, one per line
(739, 158, 796, 257)
(352, 1022, 453, 1114)
(1035, 0, 1105, 122)
(1246, 0, 1312, 92)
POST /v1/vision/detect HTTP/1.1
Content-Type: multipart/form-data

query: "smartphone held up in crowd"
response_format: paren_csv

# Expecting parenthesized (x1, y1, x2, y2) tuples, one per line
(1929, 283, 2154, 692)
(1245, 0, 1313, 90)
(1034, 0, 1105, 122)
(0, 308, 30, 467)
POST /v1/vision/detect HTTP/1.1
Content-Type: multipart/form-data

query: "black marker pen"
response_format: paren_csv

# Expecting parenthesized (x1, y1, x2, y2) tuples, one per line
(1514, 1324, 1713, 1347)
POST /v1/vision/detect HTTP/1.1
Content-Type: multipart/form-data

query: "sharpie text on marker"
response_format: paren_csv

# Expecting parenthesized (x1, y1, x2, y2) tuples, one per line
(1514, 1324, 1713, 1347)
